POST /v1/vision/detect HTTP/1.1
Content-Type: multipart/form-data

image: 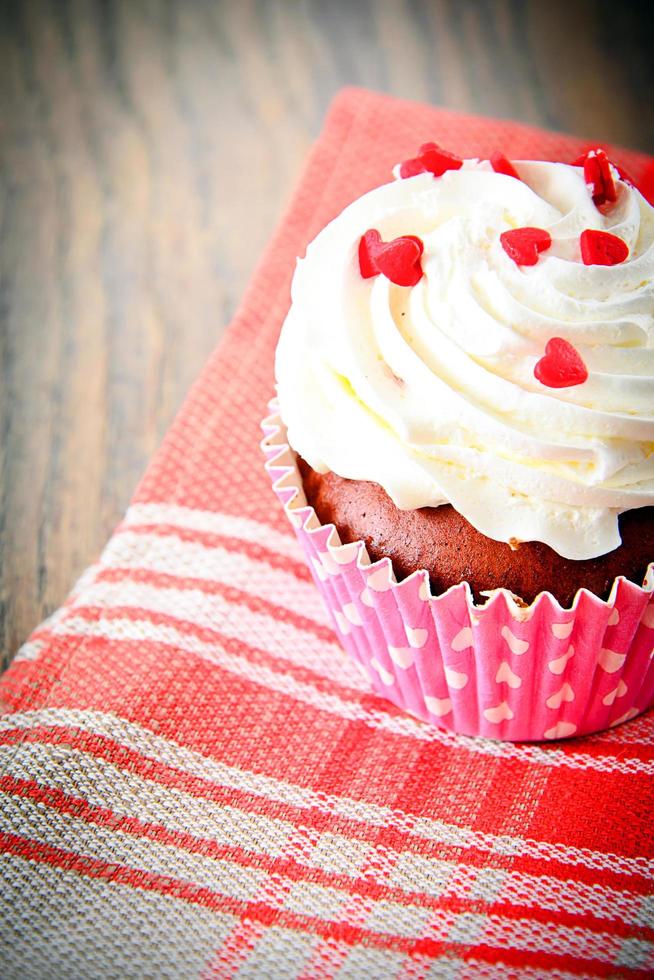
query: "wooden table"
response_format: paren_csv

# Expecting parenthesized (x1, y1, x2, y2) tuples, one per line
(1, 0, 653, 670)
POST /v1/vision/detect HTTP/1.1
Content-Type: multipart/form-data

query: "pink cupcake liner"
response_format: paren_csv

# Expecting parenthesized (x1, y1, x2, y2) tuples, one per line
(261, 402, 654, 741)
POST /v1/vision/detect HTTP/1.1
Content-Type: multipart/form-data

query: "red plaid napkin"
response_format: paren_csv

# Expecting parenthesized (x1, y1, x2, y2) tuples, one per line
(1, 89, 653, 978)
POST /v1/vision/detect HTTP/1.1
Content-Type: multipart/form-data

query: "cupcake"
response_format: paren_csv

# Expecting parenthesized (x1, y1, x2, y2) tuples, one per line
(263, 144, 654, 741)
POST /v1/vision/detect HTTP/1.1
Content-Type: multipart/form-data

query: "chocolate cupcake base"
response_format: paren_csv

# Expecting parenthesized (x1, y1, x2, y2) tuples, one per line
(299, 459, 654, 608)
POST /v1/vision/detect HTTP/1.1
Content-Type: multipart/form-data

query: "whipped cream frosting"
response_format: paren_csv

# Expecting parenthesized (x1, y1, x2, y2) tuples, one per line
(275, 158, 654, 560)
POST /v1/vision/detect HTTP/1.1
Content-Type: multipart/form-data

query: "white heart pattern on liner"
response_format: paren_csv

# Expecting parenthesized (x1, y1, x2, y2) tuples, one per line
(551, 621, 574, 640)
(342, 602, 363, 627)
(332, 542, 359, 565)
(642, 604, 654, 629)
(311, 558, 329, 582)
(610, 707, 639, 728)
(333, 611, 351, 636)
(598, 648, 627, 674)
(544, 721, 577, 740)
(369, 658, 394, 686)
(483, 701, 514, 724)
(451, 627, 474, 652)
(359, 588, 374, 607)
(602, 680, 628, 706)
(405, 627, 428, 649)
(388, 647, 414, 669)
(425, 696, 452, 717)
(444, 667, 469, 690)
(548, 644, 574, 675)
(319, 551, 341, 576)
(418, 578, 430, 601)
(500, 626, 529, 655)
(545, 682, 575, 710)
(495, 661, 521, 689)
(607, 607, 620, 627)
(367, 566, 392, 593)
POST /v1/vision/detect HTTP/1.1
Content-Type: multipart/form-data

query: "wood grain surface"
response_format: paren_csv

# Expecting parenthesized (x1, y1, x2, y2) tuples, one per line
(1, 0, 653, 669)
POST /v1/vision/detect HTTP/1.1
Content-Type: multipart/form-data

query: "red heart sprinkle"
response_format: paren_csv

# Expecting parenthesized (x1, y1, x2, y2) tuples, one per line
(359, 229, 383, 278)
(399, 142, 463, 179)
(580, 229, 628, 266)
(358, 229, 424, 287)
(573, 149, 617, 207)
(534, 338, 588, 389)
(491, 152, 520, 180)
(500, 227, 552, 266)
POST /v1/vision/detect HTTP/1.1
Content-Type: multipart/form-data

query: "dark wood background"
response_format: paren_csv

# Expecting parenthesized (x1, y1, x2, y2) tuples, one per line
(1, 0, 653, 670)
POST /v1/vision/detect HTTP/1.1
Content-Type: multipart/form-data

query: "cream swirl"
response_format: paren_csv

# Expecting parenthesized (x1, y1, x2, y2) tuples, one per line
(275, 159, 654, 560)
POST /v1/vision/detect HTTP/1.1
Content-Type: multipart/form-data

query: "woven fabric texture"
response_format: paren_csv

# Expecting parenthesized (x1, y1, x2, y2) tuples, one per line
(1, 89, 653, 979)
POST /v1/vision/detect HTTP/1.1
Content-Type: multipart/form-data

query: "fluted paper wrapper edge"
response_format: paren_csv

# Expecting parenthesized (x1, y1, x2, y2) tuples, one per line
(262, 403, 654, 741)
